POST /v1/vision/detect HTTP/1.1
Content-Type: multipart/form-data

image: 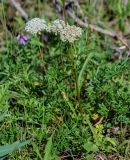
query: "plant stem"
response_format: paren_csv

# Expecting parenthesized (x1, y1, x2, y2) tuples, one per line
(57, 81, 76, 116)
(70, 45, 80, 106)
(85, 115, 99, 146)
(62, 0, 67, 24)
(59, 42, 64, 72)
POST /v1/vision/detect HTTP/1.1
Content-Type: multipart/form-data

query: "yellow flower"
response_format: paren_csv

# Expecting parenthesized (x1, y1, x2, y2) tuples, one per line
(92, 113, 99, 120)
(95, 124, 103, 130)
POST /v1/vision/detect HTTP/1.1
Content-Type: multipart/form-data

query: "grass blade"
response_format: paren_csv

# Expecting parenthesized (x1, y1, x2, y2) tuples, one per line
(0, 111, 7, 122)
(0, 139, 31, 158)
(44, 135, 53, 160)
(78, 52, 93, 93)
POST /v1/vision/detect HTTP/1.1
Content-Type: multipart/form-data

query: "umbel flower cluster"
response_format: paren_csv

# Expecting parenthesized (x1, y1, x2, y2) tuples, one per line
(25, 18, 47, 34)
(25, 18, 82, 43)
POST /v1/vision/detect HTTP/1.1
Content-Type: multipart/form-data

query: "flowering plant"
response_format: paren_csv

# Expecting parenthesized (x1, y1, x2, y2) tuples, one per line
(16, 35, 30, 45)
(24, 17, 82, 107)
(25, 18, 82, 43)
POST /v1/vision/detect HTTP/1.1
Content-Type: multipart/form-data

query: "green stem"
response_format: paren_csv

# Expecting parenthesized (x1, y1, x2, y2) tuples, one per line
(85, 115, 99, 146)
(62, 0, 67, 24)
(57, 82, 76, 116)
(59, 42, 64, 72)
(70, 45, 80, 106)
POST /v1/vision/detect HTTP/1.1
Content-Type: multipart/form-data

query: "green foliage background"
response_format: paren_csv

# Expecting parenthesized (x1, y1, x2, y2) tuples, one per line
(0, 0, 130, 159)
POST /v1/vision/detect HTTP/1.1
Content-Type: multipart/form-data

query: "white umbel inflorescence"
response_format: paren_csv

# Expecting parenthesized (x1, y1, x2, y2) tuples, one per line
(60, 25, 82, 43)
(25, 18, 82, 43)
(47, 19, 66, 35)
(47, 19, 82, 43)
(25, 18, 47, 34)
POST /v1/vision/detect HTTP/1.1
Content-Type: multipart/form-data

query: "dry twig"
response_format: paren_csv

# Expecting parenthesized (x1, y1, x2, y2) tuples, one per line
(10, 0, 130, 50)
(54, 0, 130, 49)
(94, 116, 104, 126)
(10, 0, 28, 20)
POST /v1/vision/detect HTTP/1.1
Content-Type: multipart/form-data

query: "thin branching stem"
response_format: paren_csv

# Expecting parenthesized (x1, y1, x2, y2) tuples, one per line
(70, 44, 80, 107)
(62, 0, 67, 25)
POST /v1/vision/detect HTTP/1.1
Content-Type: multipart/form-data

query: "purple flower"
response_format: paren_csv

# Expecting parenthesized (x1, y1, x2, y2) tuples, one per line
(16, 35, 30, 45)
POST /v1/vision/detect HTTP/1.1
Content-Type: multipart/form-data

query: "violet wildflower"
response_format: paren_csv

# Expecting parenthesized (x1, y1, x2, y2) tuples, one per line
(16, 35, 30, 45)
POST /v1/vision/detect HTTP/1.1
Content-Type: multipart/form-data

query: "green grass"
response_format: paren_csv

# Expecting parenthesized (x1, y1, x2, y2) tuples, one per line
(0, 1, 130, 159)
